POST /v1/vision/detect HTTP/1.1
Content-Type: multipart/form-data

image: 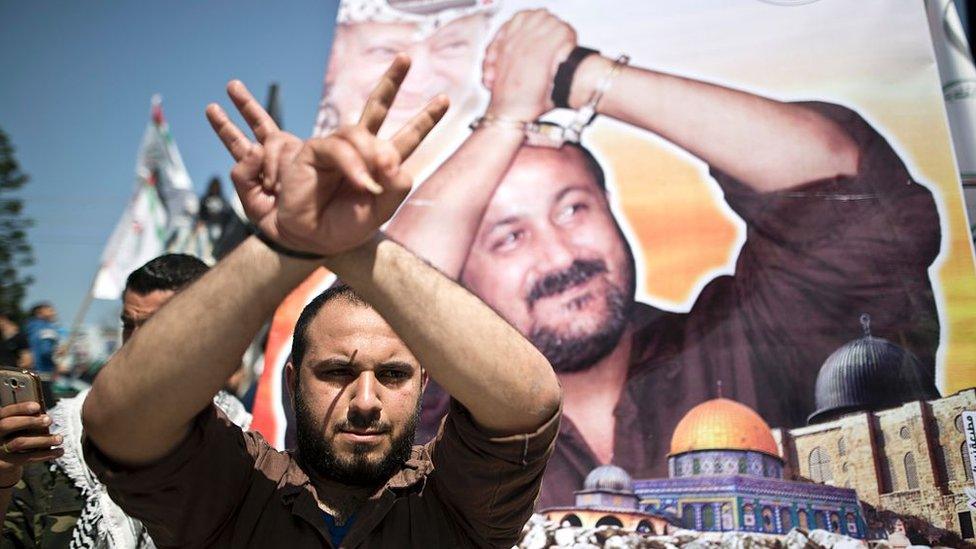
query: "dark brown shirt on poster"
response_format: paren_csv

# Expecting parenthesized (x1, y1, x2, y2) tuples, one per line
(83, 400, 560, 548)
(422, 102, 942, 508)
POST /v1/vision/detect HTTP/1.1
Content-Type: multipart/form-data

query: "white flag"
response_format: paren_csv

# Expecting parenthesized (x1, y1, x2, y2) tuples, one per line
(927, 0, 976, 185)
(92, 96, 199, 300)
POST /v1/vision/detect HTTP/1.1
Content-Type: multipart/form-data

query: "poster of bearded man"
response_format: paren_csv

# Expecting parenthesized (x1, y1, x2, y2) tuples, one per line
(251, 0, 976, 510)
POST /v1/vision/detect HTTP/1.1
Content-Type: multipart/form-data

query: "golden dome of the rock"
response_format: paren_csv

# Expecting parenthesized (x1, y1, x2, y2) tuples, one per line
(669, 398, 780, 457)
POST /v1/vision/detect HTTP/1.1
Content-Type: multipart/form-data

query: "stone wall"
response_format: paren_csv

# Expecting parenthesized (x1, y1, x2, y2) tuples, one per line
(780, 389, 976, 539)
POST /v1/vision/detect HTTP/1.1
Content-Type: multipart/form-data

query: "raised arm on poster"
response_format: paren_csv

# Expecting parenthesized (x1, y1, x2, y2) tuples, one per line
(383, 8, 942, 502)
(82, 55, 560, 467)
(386, 9, 861, 276)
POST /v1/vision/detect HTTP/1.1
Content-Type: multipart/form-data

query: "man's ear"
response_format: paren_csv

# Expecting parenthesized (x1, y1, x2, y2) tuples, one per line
(285, 359, 297, 407)
(420, 367, 428, 392)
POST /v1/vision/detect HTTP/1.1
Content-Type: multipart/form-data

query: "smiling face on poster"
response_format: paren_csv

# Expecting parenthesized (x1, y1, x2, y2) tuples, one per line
(255, 0, 976, 516)
(314, 0, 496, 137)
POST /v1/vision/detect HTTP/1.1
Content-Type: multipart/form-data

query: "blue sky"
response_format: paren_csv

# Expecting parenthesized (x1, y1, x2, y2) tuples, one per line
(0, 1, 338, 327)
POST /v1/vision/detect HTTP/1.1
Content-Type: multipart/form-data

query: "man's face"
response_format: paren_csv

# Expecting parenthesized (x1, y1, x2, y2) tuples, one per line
(461, 146, 635, 373)
(325, 14, 488, 132)
(121, 289, 175, 344)
(288, 300, 424, 487)
(36, 306, 57, 322)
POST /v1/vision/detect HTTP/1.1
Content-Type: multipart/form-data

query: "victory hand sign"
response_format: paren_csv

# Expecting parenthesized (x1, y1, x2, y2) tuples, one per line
(206, 54, 450, 256)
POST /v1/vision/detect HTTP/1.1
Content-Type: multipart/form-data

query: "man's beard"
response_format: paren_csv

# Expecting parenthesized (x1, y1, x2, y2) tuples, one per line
(294, 385, 420, 488)
(526, 255, 635, 374)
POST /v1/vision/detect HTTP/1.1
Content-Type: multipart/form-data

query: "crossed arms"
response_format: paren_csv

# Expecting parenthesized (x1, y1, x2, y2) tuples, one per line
(82, 56, 561, 466)
(386, 10, 860, 278)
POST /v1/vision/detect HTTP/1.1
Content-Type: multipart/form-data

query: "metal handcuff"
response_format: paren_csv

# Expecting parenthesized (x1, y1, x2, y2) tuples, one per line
(470, 54, 630, 147)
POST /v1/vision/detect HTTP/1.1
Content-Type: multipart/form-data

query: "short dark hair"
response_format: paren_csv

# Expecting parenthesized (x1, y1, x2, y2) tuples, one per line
(124, 254, 209, 296)
(29, 302, 52, 317)
(291, 283, 369, 369)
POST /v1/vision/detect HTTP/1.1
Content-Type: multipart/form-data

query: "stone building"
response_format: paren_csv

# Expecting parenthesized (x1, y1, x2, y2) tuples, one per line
(634, 397, 867, 538)
(775, 388, 976, 540)
(772, 316, 976, 541)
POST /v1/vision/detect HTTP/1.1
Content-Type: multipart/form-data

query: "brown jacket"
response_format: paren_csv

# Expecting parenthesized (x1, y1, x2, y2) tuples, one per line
(84, 400, 560, 548)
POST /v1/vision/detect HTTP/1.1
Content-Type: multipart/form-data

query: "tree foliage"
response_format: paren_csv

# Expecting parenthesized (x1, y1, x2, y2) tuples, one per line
(0, 126, 34, 320)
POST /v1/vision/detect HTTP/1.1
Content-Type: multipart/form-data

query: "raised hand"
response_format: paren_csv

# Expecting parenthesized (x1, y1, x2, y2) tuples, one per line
(207, 54, 449, 256)
(206, 81, 304, 237)
(482, 9, 577, 120)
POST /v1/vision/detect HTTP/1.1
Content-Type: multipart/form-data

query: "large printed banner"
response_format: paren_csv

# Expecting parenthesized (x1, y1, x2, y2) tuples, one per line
(253, 0, 976, 508)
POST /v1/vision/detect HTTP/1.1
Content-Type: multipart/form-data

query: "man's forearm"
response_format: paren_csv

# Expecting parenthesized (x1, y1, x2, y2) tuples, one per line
(570, 56, 859, 192)
(327, 235, 561, 435)
(83, 237, 320, 465)
(385, 126, 524, 278)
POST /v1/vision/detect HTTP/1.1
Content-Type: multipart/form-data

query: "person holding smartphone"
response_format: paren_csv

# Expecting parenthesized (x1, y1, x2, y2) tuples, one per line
(80, 56, 561, 548)
(0, 255, 251, 548)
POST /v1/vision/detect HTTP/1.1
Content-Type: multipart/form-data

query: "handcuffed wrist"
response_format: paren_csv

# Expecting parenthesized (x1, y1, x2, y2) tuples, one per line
(567, 54, 612, 110)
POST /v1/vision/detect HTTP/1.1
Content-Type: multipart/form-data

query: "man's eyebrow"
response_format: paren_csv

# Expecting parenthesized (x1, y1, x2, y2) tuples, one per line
(483, 186, 593, 235)
(553, 185, 591, 203)
(487, 215, 521, 232)
(312, 357, 358, 369)
(377, 360, 416, 371)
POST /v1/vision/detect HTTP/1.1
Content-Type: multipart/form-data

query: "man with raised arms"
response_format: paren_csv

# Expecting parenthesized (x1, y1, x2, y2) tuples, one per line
(385, 10, 942, 507)
(80, 56, 562, 548)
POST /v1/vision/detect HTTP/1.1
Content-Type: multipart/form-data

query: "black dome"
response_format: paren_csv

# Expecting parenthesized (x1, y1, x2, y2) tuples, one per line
(809, 330, 939, 424)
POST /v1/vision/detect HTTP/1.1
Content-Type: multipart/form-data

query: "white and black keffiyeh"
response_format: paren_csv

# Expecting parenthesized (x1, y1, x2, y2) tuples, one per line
(51, 389, 252, 549)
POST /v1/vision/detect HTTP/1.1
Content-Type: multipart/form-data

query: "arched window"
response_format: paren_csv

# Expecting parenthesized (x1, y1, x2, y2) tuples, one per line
(963, 442, 974, 481)
(808, 447, 832, 483)
(779, 507, 793, 532)
(845, 512, 858, 536)
(636, 520, 654, 534)
(721, 503, 734, 531)
(899, 426, 911, 440)
(560, 514, 582, 527)
(904, 452, 919, 490)
(798, 509, 809, 530)
(814, 510, 827, 530)
(595, 515, 623, 528)
(762, 507, 775, 533)
(829, 512, 841, 533)
(682, 504, 697, 529)
(702, 504, 716, 530)
(838, 437, 846, 456)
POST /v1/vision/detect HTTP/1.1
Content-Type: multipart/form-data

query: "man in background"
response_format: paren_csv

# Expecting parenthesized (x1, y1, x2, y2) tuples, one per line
(24, 304, 60, 405)
(0, 313, 31, 370)
(1, 254, 250, 548)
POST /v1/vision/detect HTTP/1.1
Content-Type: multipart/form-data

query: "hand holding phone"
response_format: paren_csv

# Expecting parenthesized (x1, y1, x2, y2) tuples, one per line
(0, 370, 64, 488)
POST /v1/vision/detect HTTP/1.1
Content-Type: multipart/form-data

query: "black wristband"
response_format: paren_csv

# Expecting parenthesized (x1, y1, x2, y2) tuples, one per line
(551, 46, 599, 109)
(255, 230, 325, 260)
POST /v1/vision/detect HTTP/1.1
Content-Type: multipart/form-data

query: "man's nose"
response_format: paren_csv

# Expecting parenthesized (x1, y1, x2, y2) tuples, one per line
(347, 372, 382, 423)
(400, 45, 436, 94)
(533, 226, 576, 272)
